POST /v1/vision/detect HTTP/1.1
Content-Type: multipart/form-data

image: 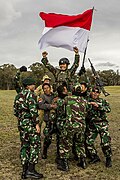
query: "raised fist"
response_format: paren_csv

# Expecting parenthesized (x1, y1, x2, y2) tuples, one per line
(73, 47, 79, 54)
(42, 51, 48, 58)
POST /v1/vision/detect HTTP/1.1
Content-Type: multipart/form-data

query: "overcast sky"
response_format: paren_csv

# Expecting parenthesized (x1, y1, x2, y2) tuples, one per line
(0, 0, 120, 71)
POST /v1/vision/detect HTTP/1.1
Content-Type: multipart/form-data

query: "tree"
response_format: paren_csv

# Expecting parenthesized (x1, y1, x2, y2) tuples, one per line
(0, 64, 17, 90)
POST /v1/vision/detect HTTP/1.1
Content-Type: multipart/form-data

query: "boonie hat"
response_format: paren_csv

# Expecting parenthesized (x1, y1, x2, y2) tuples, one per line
(42, 75, 51, 82)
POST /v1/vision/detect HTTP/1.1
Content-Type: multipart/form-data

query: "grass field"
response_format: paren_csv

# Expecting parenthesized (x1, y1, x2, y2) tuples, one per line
(0, 87, 120, 180)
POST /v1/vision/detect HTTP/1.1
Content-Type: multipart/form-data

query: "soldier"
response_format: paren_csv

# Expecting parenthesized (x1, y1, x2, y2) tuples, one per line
(41, 47, 80, 92)
(13, 77, 43, 179)
(35, 74, 53, 97)
(37, 83, 57, 159)
(14, 66, 27, 93)
(72, 81, 90, 160)
(57, 84, 88, 171)
(55, 84, 68, 162)
(35, 74, 53, 135)
(86, 86, 112, 167)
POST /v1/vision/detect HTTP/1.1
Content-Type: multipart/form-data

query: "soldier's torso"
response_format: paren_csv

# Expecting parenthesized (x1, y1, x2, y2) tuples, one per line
(88, 98, 109, 122)
(65, 95, 87, 123)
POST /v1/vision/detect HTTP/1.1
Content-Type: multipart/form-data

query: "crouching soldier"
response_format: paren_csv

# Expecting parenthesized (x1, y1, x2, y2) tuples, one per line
(57, 84, 88, 171)
(13, 77, 43, 179)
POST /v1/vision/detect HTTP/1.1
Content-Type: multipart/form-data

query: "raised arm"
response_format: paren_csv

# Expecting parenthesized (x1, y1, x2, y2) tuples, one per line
(69, 47, 80, 76)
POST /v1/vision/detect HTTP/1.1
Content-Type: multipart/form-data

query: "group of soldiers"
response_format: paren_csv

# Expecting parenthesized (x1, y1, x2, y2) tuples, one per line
(13, 47, 112, 179)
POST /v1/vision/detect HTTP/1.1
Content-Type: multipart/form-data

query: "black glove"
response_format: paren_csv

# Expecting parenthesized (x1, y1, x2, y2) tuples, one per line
(19, 66, 27, 72)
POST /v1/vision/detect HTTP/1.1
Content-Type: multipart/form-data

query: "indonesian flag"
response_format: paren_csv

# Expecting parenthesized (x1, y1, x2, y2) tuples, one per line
(38, 9, 93, 52)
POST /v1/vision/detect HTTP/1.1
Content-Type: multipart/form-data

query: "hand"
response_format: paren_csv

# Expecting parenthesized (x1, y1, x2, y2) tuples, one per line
(90, 102, 99, 107)
(51, 104, 57, 109)
(73, 47, 79, 54)
(36, 124, 40, 133)
(42, 51, 48, 58)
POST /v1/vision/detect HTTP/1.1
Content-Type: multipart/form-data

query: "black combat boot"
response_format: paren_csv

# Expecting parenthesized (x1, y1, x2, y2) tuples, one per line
(57, 158, 69, 171)
(77, 157, 87, 169)
(42, 147, 48, 159)
(26, 163, 43, 179)
(21, 163, 28, 179)
(106, 156, 112, 168)
(89, 154, 100, 164)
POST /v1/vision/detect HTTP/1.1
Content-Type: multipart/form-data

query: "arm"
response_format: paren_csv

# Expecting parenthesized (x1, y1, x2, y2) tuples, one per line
(41, 51, 57, 76)
(69, 47, 80, 76)
(27, 91, 39, 125)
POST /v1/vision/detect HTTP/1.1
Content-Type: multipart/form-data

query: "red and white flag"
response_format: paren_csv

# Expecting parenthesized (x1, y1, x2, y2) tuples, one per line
(38, 9, 93, 52)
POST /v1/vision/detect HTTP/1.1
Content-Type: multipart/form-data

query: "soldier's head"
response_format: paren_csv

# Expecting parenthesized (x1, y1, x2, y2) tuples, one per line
(90, 86, 101, 99)
(59, 58, 70, 71)
(22, 77, 36, 91)
(72, 83, 82, 96)
(42, 75, 51, 84)
(42, 83, 51, 95)
(80, 81, 88, 94)
(57, 84, 68, 99)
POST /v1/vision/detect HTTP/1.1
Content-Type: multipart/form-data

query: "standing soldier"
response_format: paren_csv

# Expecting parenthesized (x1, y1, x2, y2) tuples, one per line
(57, 84, 88, 171)
(13, 77, 43, 179)
(86, 86, 112, 167)
(35, 75, 53, 134)
(37, 83, 57, 159)
(41, 47, 80, 92)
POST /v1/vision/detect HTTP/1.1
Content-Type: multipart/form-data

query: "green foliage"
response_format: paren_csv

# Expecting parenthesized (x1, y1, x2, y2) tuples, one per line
(0, 63, 119, 90)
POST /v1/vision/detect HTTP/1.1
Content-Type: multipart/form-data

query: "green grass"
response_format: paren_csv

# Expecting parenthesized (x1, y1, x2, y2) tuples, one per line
(0, 87, 120, 180)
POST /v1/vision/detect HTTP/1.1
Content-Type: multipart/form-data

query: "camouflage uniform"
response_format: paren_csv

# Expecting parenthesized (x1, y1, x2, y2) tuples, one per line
(41, 54, 80, 92)
(14, 89, 40, 165)
(86, 97, 112, 158)
(58, 95, 88, 159)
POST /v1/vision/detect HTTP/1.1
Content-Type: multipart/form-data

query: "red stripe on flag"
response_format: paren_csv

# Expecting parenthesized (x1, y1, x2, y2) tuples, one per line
(39, 9, 93, 31)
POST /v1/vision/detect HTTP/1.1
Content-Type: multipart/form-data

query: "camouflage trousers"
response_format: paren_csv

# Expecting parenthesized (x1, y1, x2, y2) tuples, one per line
(43, 121, 58, 150)
(19, 125, 41, 165)
(59, 121, 86, 159)
(86, 121, 112, 157)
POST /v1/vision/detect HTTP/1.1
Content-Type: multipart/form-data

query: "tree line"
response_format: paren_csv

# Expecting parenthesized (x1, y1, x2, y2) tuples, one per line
(0, 63, 120, 90)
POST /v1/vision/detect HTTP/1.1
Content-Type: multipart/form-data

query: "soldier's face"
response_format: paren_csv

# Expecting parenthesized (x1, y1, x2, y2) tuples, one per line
(59, 63, 68, 70)
(91, 91, 100, 99)
(81, 84, 87, 93)
(43, 85, 51, 95)
(63, 86, 68, 94)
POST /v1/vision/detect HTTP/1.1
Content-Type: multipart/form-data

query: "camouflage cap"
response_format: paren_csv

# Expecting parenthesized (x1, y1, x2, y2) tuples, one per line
(22, 77, 35, 86)
(42, 75, 51, 82)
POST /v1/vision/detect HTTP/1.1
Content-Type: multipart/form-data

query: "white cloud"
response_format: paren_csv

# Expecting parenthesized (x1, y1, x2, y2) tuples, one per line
(0, 0, 21, 28)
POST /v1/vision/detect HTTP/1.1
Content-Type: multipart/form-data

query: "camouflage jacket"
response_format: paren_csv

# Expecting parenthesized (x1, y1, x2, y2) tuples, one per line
(57, 95, 88, 125)
(87, 97, 111, 123)
(14, 89, 39, 126)
(41, 54, 80, 91)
